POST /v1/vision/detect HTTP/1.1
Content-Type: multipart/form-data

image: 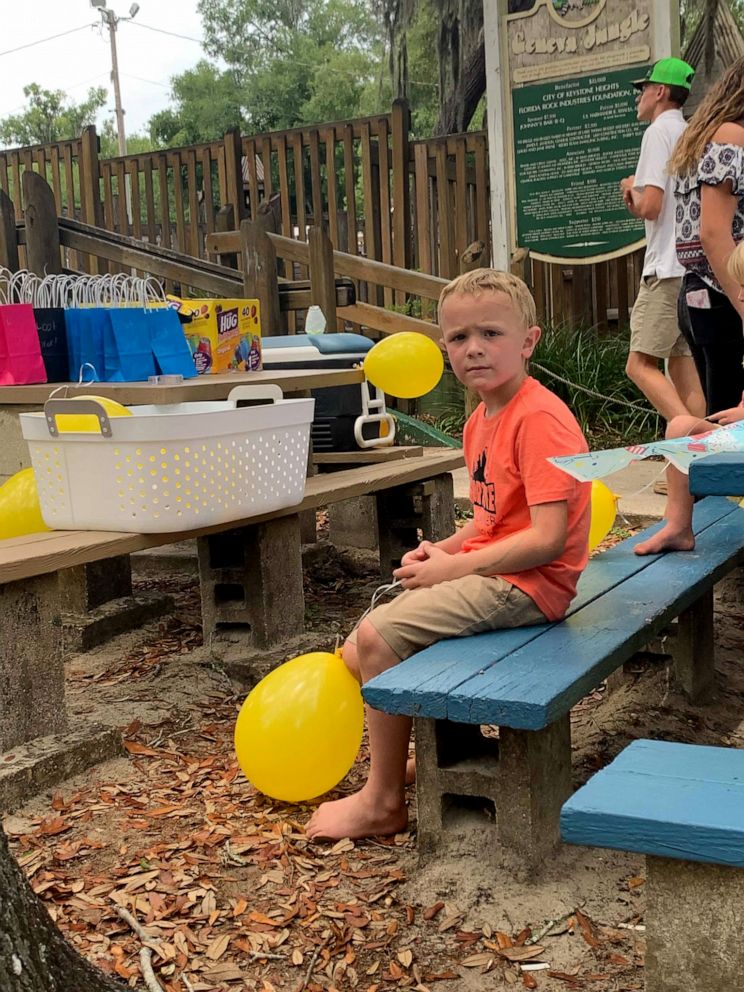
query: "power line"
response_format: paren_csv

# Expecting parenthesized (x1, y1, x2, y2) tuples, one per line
(121, 72, 170, 90)
(0, 23, 94, 59)
(126, 19, 438, 89)
(127, 20, 203, 45)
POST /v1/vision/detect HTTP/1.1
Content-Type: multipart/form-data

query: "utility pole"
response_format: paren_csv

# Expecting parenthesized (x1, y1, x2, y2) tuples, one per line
(90, 1, 140, 157)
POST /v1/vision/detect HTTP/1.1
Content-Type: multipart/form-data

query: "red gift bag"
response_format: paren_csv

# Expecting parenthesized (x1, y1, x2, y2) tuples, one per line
(0, 303, 48, 385)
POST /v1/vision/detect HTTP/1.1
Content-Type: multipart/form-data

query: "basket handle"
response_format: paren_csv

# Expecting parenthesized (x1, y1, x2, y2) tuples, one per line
(228, 384, 284, 406)
(44, 398, 113, 438)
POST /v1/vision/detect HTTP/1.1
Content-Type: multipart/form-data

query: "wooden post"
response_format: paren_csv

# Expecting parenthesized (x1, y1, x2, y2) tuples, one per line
(0, 191, 19, 272)
(215, 204, 238, 268)
(78, 126, 102, 274)
(391, 99, 411, 306)
(308, 224, 337, 332)
(240, 218, 280, 335)
(510, 247, 530, 286)
(22, 171, 61, 276)
(223, 127, 245, 224)
(460, 240, 487, 274)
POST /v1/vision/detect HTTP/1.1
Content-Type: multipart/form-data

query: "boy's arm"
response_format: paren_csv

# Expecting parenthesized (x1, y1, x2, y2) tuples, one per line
(394, 502, 568, 589)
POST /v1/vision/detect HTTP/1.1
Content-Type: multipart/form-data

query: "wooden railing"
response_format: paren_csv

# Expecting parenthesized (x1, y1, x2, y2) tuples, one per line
(0, 103, 643, 330)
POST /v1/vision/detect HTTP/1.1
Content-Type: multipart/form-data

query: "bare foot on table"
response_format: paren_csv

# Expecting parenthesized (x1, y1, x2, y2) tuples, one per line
(306, 788, 408, 841)
(634, 525, 695, 556)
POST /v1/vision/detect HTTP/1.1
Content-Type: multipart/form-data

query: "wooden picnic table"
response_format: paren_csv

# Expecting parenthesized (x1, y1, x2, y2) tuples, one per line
(0, 367, 364, 405)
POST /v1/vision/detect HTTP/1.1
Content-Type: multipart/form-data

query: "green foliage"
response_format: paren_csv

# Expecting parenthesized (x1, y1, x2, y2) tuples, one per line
(531, 322, 661, 448)
(405, 4, 440, 137)
(149, 62, 244, 146)
(0, 84, 107, 148)
(172, 0, 391, 137)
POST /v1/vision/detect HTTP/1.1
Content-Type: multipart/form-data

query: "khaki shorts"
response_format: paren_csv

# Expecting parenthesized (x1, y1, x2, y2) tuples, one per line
(347, 575, 547, 661)
(629, 275, 690, 359)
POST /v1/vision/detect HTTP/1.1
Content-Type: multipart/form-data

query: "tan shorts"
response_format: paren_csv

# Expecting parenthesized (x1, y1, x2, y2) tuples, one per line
(629, 275, 690, 359)
(347, 575, 547, 661)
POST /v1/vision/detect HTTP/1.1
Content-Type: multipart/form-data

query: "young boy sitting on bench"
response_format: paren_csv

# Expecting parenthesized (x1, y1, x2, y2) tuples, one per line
(306, 269, 591, 841)
(636, 241, 744, 557)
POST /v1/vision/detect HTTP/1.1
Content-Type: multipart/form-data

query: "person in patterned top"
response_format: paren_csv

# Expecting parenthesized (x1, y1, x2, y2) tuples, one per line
(671, 56, 744, 415)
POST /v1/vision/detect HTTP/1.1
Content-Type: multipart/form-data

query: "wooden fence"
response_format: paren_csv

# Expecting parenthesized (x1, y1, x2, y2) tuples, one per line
(0, 100, 643, 329)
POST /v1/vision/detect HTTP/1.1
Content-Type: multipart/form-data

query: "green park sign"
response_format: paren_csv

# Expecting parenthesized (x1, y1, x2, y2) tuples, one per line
(502, 0, 662, 264)
(512, 65, 648, 260)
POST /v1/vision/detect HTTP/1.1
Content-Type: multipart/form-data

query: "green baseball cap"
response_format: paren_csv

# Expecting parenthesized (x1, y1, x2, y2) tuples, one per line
(632, 57, 695, 91)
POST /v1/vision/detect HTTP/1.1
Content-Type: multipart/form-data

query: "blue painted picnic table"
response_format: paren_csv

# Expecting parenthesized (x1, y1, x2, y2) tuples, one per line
(689, 452, 744, 496)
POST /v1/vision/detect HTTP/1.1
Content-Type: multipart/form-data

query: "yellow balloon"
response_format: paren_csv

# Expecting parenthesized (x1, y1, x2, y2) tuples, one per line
(0, 468, 51, 539)
(234, 651, 364, 802)
(364, 332, 444, 399)
(588, 480, 618, 552)
(56, 395, 133, 433)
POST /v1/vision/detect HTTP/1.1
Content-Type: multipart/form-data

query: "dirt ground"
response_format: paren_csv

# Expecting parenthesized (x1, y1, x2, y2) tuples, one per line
(5, 531, 744, 992)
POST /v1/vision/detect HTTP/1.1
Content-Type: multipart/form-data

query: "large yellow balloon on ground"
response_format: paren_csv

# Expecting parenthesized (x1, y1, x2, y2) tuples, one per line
(588, 480, 618, 552)
(234, 651, 364, 802)
(364, 332, 444, 399)
(56, 395, 132, 433)
(0, 468, 51, 539)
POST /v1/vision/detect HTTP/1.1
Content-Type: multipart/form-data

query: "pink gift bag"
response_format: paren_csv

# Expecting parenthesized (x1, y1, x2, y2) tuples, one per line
(0, 303, 48, 385)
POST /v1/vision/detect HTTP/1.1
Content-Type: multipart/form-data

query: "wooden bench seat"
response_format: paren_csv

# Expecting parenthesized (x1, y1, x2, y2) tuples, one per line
(561, 739, 744, 992)
(0, 448, 463, 812)
(363, 496, 744, 866)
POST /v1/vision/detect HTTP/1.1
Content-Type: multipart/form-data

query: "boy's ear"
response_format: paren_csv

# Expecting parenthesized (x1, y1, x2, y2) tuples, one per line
(523, 324, 541, 358)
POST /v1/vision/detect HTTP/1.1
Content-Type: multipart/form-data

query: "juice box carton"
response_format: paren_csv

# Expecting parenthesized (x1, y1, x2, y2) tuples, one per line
(166, 297, 262, 374)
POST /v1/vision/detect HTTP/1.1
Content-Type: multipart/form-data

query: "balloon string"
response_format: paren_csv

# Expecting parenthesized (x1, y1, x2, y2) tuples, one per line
(614, 462, 668, 530)
(349, 579, 402, 637)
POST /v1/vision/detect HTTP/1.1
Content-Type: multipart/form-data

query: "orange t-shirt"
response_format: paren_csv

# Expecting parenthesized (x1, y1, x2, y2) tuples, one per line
(462, 376, 591, 621)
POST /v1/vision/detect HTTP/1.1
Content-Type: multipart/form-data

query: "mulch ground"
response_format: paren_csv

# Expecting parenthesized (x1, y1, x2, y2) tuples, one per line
(6, 527, 743, 992)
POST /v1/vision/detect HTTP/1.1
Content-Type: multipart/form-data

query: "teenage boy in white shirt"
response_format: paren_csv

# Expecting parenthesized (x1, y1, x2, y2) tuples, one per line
(620, 58, 705, 434)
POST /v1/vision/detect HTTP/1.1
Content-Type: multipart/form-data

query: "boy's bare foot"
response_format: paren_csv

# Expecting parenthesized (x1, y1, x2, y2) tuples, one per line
(634, 525, 695, 556)
(405, 757, 416, 786)
(305, 788, 408, 841)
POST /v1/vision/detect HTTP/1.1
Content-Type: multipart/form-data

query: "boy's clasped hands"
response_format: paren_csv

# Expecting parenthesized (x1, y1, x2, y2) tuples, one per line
(394, 540, 465, 588)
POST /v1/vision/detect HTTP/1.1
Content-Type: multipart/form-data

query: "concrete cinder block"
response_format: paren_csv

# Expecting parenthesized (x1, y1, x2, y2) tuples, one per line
(59, 556, 133, 613)
(646, 855, 744, 992)
(0, 406, 36, 484)
(0, 723, 123, 813)
(328, 495, 378, 550)
(414, 713, 571, 869)
(0, 575, 65, 753)
(198, 514, 305, 652)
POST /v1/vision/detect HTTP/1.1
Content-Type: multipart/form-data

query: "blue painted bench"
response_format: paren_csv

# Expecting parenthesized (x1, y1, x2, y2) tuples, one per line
(363, 496, 744, 866)
(561, 739, 744, 992)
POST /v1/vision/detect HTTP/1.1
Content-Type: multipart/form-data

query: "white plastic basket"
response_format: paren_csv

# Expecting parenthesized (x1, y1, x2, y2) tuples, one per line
(20, 386, 314, 533)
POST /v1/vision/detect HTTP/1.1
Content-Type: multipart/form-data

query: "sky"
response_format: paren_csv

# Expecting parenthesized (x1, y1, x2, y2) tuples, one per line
(0, 1, 209, 137)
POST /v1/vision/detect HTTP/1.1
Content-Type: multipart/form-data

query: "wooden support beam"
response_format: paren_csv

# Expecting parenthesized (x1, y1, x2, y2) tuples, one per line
(22, 170, 62, 276)
(214, 204, 237, 269)
(241, 217, 281, 334)
(308, 224, 337, 331)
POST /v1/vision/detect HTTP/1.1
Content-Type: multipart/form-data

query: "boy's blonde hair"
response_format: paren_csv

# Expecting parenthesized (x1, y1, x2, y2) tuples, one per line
(727, 241, 744, 285)
(438, 268, 537, 329)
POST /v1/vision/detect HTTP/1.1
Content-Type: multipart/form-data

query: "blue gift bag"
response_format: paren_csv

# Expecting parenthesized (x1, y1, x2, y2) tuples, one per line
(147, 308, 197, 378)
(65, 308, 106, 382)
(104, 308, 158, 382)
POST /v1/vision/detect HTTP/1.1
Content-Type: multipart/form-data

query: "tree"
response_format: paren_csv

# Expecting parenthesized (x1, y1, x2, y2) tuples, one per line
(0, 84, 107, 148)
(0, 822, 131, 992)
(148, 61, 244, 147)
(156, 0, 393, 136)
(383, 0, 485, 135)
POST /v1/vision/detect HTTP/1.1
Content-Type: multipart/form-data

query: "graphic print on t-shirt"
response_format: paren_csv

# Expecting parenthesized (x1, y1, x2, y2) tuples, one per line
(472, 448, 496, 516)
